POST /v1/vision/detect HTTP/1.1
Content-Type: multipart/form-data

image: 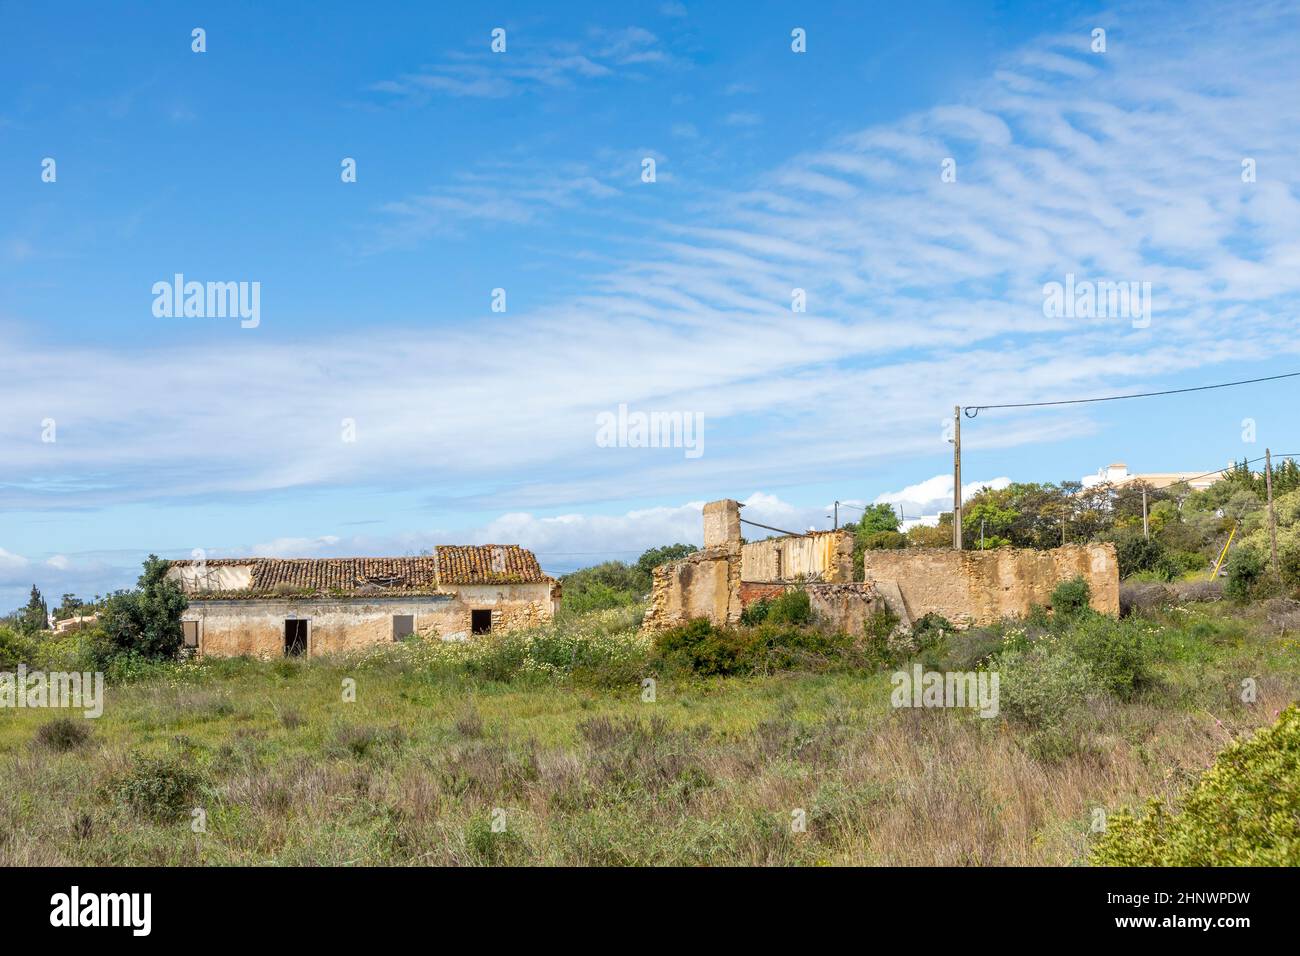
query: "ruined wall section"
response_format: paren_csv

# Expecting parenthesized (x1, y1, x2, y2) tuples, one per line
(186, 596, 455, 658)
(186, 581, 556, 658)
(643, 498, 1118, 634)
(861, 542, 1118, 626)
(641, 546, 742, 631)
(740, 530, 852, 583)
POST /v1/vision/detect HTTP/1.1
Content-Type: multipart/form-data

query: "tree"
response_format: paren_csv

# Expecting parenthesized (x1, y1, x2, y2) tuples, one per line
(907, 523, 952, 548)
(635, 544, 697, 583)
(98, 556, 188, 660)
(961, 494, 1019, 547)
(845, 504, 902, 573)
(560, 544, 700, 616)
(844, 504, 900, 536)
(17, 585, 49, 635)
(54, 593, 88, 622)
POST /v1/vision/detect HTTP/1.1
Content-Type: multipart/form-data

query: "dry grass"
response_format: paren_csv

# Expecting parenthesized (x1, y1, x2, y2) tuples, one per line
(1, 601, 1297, 865)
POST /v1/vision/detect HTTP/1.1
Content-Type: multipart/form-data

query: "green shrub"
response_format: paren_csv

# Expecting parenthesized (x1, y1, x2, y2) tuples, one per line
(1225, 548, 1265, 600)
(925, 624, 1003, 672)
(862, 530, 907, 550)
(910, 613, 952, 652)
(652, 611, 868, 677)
(734, 589, 811, 627)
(1092, 705, 1300, 865)
(653, 619, 759, 676)
(559, 579, 638, 615)
(1063, 614, 1157, 700)
(862, 606, 901, 664)
(1171, 549, 1208, 574)
(767, 589, 812, 625)
(0, 625, 37, 669)
(753, 622, 860, 672)
(108, 750, 206, 821)
(1281, 547, 1300, 591)
(35, 717, 93, 752)
(1115, 535, 1179, 581)
(997, 643, 1099, 730)
(462, 633, 529, 683)
(739, 597, 772, 626)
(1050, 576, 1091, 616)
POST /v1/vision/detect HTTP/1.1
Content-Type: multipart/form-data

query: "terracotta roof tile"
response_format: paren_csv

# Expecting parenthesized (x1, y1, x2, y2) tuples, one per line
(168, 546, 549, 599)
(434, 545, 547, 584)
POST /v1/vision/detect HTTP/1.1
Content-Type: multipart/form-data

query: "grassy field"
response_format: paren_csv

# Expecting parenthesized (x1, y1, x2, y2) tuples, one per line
(2, 599, 1298, 865)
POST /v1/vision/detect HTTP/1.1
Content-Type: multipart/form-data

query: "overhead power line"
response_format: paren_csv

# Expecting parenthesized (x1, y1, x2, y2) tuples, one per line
(963, 370, 1300, 418)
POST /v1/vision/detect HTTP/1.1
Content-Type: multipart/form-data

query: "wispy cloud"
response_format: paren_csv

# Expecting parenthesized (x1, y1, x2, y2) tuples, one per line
(367, 160, 624, 249)
(368, 27, 674, 103)
(5, 2, 1300, 546)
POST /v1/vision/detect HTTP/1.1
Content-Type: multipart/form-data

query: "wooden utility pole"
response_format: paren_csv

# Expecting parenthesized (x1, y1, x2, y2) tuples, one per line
(1142, 486, 1149, 542)
(952, 405, 963, 550)
(1266, 448, 1280, 579)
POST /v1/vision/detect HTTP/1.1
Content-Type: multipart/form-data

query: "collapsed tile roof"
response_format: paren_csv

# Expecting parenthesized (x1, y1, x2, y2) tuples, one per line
(167, 546, 550, 599)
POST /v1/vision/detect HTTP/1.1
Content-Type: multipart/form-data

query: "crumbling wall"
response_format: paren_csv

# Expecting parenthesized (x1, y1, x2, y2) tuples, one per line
(185, 583, 556, 657)
(186, 596, 455, 658)
(430, 582, 556, 640)
(740, 530, 852, 582)
(643, 498, 1118, 635)
(805, 582, 886, 631)
(641, 547, 741, 631)
(703, 498, 742, 549)
(861, 542, 1119, 626)
(732, 580, 892, 632)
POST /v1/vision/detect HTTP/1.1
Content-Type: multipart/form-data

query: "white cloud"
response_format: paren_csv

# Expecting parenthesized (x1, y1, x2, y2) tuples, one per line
(0, 548, 31, 575)
(874, 475, 1012, 526)
(249, 536, 342, 558)
(232, 492, 839, 574)
(4, 3, 1300, 531)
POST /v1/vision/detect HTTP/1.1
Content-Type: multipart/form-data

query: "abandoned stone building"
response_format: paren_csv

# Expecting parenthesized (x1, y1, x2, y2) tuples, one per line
(641, 499, 1119, 632)
(166, 546, 560, 658)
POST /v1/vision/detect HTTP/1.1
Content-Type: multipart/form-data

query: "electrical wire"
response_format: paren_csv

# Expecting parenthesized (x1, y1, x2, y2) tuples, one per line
(963, 370, 1300, 418)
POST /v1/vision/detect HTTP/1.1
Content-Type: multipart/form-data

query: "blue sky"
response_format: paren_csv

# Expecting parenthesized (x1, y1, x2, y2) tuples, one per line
(3, 0, 1300, 608)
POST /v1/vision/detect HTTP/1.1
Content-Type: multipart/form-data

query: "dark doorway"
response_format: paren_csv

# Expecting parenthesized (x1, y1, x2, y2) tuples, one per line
(284, 619, 308, 656)
(471, 610, 492, 635)
(392, 614, 414, 641)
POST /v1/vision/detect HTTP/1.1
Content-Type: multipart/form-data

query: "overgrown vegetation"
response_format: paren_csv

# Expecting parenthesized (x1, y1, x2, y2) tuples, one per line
(948, 460, 1300, 599)
(2, 522, 1297, 865)
(1, 592, 1295, 865)
(557, 544, 696, 615)
(1092, 704, 1300, 865)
